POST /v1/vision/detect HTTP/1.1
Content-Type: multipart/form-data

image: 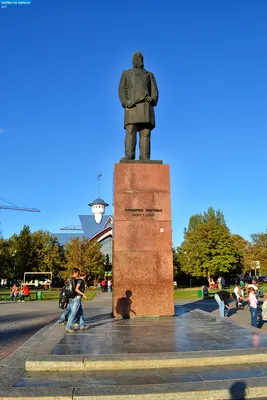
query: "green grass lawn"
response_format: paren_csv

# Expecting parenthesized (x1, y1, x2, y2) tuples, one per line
(174, 286, 233, 300)
(174, 283, 267, 299)
(39, 290, 96, 301)
(2, 282, 266, 302)
(174, 289, 207, 299)
(0, 289, 96, 301)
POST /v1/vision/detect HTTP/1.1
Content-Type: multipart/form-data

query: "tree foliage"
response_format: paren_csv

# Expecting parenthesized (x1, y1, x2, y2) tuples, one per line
(231, 234, 252, 274)
(63, 237, 104, 280)
(9, 225, 35, 278)
(173, 246, 193, 286)
(0, 238, 13, 278)
(184, 207, 226, 235)
(179, 209, 238, 279)
(31, 230, 65, 276)
(0, 225, 65, 279)
(249, 231, 267, 274)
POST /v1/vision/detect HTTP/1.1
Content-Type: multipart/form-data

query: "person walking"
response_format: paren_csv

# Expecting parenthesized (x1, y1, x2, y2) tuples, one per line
(65, 270, 88, 333)
(108, 280, 112, 293)
(58, 268, 80, 325)
(248, 287, 258, 328)
(214, 290, 231, 318)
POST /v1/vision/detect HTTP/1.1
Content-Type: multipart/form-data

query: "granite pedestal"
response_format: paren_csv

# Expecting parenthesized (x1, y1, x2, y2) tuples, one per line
(112, 162, 174, 317)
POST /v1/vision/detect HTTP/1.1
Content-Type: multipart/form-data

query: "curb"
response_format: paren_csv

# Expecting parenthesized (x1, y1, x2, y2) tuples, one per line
(1, 382, 267, 400)
(26, 348, 267, 371)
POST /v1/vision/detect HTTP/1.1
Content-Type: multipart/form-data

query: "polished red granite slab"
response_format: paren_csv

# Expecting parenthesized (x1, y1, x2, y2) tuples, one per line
(113, 163, 174, 317)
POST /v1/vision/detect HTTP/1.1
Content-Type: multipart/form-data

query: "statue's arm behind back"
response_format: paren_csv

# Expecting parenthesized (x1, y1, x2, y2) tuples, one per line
(118, 71, 128, 108)
(150, 72, 159, 106)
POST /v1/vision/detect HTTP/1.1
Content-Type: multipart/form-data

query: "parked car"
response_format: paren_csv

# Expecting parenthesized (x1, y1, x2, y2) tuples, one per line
(259, 276, 267, 283)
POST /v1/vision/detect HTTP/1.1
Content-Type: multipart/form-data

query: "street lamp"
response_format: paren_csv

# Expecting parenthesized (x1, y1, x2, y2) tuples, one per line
(12, 250, 17, 280)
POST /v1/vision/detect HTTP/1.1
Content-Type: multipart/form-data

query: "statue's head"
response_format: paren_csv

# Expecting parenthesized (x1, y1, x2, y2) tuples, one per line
(132, 51, 144, 69)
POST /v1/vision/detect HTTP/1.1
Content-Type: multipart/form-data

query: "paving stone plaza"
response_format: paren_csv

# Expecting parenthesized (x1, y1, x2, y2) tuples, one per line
(1, 293, 267, 399)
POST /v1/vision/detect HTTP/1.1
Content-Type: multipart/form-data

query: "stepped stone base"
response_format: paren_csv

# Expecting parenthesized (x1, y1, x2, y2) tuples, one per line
(25, 349, 267, 371)
(2, 374, 267, 399)
(2, 297, 267, 399)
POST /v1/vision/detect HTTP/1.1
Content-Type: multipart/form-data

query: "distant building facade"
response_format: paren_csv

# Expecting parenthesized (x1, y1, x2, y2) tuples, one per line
(54, 215, 113, 263)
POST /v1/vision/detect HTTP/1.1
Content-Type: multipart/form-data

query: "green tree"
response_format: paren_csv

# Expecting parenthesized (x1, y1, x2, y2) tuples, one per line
(2, 226, 65, 280)
(173, 246, 191, 286)
(31, 230, 65, 276)
(63, 237, 104, 280)
(9, 225, 34, 279)
(184, 207, 226, 235)
(179, 210, 238, 279)
(0, 238, 13, 278)
(250, 231, 267, 274)
(231, 234, 253, 274)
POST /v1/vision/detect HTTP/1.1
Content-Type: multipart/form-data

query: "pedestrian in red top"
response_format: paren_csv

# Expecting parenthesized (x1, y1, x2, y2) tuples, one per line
(101, 279, 106, 292)
(18, 283, 30, 302)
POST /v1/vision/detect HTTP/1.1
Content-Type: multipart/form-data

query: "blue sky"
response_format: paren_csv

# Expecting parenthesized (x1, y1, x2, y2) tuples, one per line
(1, 0, 267, 246)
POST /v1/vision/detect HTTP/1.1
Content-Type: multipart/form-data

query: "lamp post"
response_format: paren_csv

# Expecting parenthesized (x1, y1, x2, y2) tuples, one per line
(12, 250, 17, 281)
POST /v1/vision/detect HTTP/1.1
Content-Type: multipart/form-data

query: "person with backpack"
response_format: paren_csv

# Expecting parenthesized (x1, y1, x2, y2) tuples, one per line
(65, 270, 88, 333)
(58, 268, 80, 325)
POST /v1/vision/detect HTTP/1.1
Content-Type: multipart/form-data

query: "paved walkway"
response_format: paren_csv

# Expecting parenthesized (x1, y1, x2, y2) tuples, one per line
(1, 293, 266, 362)
(0, 300, 60, 360)
(51, 298, 267, 356)
(175, 297, 267, 333)
(1, 292, 267, 398)
(0, 292, 111, 361)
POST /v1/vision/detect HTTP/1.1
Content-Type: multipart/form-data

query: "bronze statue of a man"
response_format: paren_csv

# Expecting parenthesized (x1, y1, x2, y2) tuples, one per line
(118, 52, 159, 161)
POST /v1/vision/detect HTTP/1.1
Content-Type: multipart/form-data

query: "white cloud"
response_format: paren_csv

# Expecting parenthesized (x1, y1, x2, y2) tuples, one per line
(0, 128, 5, 135)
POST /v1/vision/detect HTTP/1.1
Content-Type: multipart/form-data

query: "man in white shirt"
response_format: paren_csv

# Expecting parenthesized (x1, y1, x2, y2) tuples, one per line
(234, 284, 241, 307)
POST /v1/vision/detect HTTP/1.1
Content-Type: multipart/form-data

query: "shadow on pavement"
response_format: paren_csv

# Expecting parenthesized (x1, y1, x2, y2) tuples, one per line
(179, 298, 218, 313)
(229, 380, 247, 399)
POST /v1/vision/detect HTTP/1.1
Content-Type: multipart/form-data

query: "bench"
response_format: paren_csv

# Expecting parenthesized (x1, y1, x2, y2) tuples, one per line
(0, 294, 32, 301)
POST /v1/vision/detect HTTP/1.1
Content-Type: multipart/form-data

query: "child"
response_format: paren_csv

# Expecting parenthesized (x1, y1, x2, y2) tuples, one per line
(248, 288, 258, 328)
(202, 285, 209, 298)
